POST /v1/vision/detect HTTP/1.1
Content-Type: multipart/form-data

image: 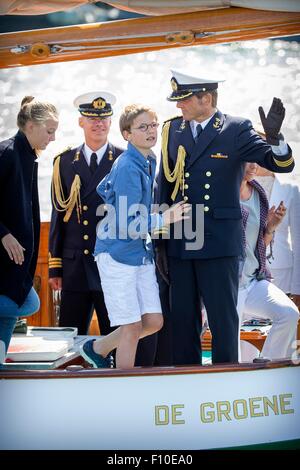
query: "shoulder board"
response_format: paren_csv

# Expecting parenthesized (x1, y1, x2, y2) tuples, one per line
(163, 115, 182, 124)
(54, 146, 73, 160)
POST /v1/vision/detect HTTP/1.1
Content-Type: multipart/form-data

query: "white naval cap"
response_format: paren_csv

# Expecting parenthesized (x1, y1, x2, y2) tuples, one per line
(73, 91, 116, 117)
(167, 69, 225, 101)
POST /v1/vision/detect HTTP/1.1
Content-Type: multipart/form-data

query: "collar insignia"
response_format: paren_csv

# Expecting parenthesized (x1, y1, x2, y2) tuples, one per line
(73, 150, 80, 162)
(213, 117, 221, 129)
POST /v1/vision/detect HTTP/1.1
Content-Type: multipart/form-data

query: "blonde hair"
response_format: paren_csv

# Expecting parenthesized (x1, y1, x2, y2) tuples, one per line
(17, 96, 58, 130)
(119, 104, 157, 134)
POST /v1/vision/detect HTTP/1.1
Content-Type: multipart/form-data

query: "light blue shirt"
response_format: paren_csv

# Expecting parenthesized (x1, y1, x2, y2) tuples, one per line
(94, 142, 163, 266)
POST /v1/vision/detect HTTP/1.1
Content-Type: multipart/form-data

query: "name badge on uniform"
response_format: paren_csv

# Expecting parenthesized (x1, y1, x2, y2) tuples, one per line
(210, 153, 228, 159)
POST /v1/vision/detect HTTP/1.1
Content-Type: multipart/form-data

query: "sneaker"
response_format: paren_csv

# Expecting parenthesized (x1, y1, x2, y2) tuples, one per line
(80, 339, 113, 368)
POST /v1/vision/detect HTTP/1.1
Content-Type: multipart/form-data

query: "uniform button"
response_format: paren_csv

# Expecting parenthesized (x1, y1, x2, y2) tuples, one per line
(185, 172, 190, 178)
(84, 249, 89, 255)
(204, 206, 209, 212)
(204, 184, 210, 189)
(206, 171, 212, 177)
(204, 195, 210, 200)
(83, 220, 88, 225)
(184, 184, 189, 189)
(183, 196, 189, 201)
(83, 235, 89, 240)
(83, 205, 88, 211)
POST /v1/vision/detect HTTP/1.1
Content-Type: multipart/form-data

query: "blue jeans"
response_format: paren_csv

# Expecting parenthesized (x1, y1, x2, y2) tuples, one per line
(0, 288, 40, 352)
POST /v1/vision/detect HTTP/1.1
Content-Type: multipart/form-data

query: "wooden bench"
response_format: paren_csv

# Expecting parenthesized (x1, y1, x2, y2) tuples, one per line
(201, 328, 268, 352)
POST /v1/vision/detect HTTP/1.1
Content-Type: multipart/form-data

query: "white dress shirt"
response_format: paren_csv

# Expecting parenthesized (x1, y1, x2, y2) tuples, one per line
(189, 113, 215, 139)
(83, 142, 108, 166)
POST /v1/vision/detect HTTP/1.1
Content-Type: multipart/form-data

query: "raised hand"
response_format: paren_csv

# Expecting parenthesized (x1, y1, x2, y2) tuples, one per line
(266, 201, 286, 233)
(258, 97, 285, 145)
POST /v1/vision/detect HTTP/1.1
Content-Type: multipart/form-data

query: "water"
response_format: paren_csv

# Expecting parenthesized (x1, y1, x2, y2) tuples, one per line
(0, 39, 299, 220)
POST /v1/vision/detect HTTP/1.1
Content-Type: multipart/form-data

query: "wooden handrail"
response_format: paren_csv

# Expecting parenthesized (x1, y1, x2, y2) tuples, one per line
(1, 8, 300, 68)
(0, 358, 297, 380)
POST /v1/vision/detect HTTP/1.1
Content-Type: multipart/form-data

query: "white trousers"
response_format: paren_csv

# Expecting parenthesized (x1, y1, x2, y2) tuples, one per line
(270, 267, 293, 294)
(237, 279, 299, 362)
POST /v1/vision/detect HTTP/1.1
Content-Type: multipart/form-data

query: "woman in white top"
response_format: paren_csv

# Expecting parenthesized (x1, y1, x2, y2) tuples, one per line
(238, 162, 299, 362)
(256, 166, 300, 310)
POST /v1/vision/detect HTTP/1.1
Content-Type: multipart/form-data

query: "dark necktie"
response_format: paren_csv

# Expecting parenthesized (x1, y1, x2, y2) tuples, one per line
(195, 124, 203, 143)
(89, 152, 98, 174)
(147, 157, 152, 177)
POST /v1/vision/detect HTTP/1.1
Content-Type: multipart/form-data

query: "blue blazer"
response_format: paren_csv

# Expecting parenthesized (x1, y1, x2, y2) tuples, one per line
(156, 110, 294, 259)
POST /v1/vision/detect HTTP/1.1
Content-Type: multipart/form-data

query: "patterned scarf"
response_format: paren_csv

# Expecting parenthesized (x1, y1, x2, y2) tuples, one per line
(241, 179, 272, 281)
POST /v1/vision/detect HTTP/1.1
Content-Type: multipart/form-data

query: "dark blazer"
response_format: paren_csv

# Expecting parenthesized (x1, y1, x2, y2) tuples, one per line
(0, 131, 40, 306)
(49, 142, 123, 291)
(156, 110, 294, 259)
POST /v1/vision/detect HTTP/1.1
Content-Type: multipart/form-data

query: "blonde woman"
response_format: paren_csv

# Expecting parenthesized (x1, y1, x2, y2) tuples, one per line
(0, 96, 59, 359)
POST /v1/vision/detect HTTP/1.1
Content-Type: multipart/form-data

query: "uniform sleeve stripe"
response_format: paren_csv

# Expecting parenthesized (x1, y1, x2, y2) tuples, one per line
(153, 228, 169, 235)
(273, 156, 294, 168)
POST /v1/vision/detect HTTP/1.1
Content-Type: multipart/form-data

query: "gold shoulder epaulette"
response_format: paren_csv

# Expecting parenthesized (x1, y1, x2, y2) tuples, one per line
(163, 115, 182, 124)
(54, 146, 72, 161)
(161, 118, 186, 202)
(51, 149, 82, 223)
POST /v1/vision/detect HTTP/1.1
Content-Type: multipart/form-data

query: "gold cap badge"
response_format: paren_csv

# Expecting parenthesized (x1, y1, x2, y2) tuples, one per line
(92, 98, 106, 110)
(171, 78, 178, 91)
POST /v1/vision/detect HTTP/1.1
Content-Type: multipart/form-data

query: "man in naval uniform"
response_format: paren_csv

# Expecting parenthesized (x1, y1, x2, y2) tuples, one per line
(155, 70, 294, 365)
(48, 91, 123, 335)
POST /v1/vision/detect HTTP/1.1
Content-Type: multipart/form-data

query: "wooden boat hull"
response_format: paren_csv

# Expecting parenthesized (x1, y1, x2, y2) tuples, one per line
(0, 361, 299, 450)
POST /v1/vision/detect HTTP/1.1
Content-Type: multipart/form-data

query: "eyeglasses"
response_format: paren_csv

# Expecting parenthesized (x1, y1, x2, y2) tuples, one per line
(131, 122, 159, 132)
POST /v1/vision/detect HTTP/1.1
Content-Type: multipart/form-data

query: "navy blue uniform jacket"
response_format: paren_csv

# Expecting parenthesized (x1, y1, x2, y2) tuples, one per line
(49, 143, 123, 291)
(156, 111, 294, 259)
(0, 131, 40, 306)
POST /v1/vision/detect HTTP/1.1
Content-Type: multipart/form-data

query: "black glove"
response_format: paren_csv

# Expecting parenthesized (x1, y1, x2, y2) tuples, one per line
(155, 245, 169, 285)
(258, 97, 285, 145)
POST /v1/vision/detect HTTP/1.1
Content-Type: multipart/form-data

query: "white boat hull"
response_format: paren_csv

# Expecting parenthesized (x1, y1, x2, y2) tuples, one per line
(0, 362, 299, 449)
